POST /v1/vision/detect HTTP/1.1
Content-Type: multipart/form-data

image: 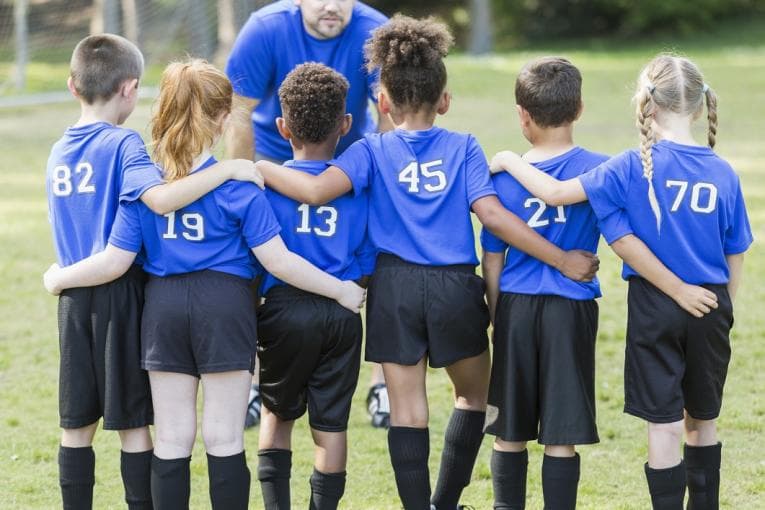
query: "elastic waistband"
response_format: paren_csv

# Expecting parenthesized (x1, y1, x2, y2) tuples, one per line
(629, 276, 728, 293)
(148, 269, 250, 285)
(375, 253, 476, 274)
(264, 284, 332, 302)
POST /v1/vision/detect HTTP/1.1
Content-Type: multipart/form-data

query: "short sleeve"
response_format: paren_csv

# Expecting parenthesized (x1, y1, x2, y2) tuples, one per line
(355, 234, 377, 276)
(226, 183, 282, 248)
(597, 209, 634, 245)
(723, 177, 754, 254)
(119, 133, 163, 203)
(329, 138, 374, 197)
(225, 15, 275, 100)
(465, 136, 497, 205)
(578, 151, 633, 221)
(108, 201, 143, 253)
(480, 226, 508, 253)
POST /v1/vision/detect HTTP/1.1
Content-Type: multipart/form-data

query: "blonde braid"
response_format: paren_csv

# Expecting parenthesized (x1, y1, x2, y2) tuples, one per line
(637, 89, 662, 232)
(705, 86, 718, 148)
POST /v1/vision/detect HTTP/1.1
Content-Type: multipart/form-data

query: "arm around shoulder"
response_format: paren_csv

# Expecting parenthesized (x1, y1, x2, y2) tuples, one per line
(257, 162, 352, 205)
(43, 245, 137, 295)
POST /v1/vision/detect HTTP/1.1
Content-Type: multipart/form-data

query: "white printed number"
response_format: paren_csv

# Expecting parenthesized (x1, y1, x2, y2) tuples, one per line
(666, 180, 718, 213)
(398, 160, 446, 193)
(51, 162, 96, 196)
(524, 198, 566, 228)
(296, 203, 337, 237)
(163, 211, 205, 241)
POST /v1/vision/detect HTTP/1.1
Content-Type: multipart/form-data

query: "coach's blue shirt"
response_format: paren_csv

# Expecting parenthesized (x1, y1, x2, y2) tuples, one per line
(331, 127, 497, 266)
(109, 157, 281, 279)
(46, 122, 162, 267)
(225, 0, 387, 161)
(579, 140, 753, 284)
(482, 147, 614, 300)
(260, 159, 373, 294)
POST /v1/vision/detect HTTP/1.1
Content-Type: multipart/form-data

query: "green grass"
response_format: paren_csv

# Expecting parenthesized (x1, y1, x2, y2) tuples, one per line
(2, 25, 765, 509)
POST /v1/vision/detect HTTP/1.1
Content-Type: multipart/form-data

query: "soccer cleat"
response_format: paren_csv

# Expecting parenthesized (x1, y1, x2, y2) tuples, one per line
(366, 383, 390, 429)
(244, 383, 261, 429)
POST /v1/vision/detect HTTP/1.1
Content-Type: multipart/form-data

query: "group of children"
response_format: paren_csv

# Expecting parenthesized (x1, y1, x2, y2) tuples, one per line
(42, 12, 750, 510)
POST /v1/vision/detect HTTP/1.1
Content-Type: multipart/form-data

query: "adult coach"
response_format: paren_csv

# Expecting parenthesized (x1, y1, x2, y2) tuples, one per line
(225, 0, 391, 430)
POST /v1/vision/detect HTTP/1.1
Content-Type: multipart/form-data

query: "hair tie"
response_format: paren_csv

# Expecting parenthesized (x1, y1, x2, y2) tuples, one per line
(702, 83, 710, 93)
(646, 82, 656, 95)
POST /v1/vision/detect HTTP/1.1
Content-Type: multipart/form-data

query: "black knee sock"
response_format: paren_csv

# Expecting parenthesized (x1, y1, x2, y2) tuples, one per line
(309, 469, 346, 510)
(388, 426, 431, 510)
(431, 409, 485, 509)
(491, 449, 528, 510)
(121, 450, 153, 510)
(258, 449, 292, 510)
(59, 445, 95, 510)
(208, 451, 251, 510)
(645, 461, 686, 510)
(542, 453, 581, 510)
(685, 443, 721, 510)
(151, 455, 191, 510)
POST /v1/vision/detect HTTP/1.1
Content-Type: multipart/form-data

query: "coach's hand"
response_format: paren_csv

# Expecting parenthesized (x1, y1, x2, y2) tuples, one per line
(672, 283, 719, 318)
(43, 263, 63, 296)
(228, 159, 265, 189)
(559, 249, 599, 282)
(337, 281, 367, 314)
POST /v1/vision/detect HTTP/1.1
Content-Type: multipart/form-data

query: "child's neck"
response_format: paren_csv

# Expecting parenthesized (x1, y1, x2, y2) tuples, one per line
(74, 99, 123, 127)
(391, 109, 437, 131)
(290, 138, 337, 161)
(192, 149, 213, 171)
(652, 112, 701, 146)
(523, 125, 576, 163)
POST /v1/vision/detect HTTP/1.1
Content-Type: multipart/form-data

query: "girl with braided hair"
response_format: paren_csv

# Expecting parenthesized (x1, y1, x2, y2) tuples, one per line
(490, 53, 752, 509)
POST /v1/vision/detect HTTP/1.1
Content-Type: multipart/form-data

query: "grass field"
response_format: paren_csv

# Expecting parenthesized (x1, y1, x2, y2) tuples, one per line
(2, 24, 765, 509)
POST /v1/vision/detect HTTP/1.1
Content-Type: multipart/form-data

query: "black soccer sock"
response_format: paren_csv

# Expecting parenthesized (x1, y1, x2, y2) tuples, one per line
(542, 453, 581, 510)
(491, 449, 528, 510)
(309, 469, 347, 510)
(388, 426, 431, 510)
(150, 455, 191, 510)
(59, 445, 95, 510)
(258, 448, 292, 510)
(685, 443, 721, 510)
(645, 461, 686, 510)
(121, 450, 153, 510)
(432, 409, 486, 509)
(208, 451, 251, 510)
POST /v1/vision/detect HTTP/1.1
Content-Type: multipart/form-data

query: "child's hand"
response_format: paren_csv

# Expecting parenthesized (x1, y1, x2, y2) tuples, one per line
(490, 151, 522, 175)
(671, 283, 719, 318)
(228, 159, 265, 189)
(43, 263, 63, 296)
(558, 249, 599, 282)
(336, 281, 367, 314)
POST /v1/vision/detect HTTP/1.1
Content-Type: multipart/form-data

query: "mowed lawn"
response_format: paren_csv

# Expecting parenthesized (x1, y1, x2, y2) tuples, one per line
(2, 33, 765, 509)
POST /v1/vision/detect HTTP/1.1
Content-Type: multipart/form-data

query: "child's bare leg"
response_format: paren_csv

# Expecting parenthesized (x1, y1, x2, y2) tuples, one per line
(118, 426, 153, 508)
(543, 445, 580, 510)
(685, 414, 721, 510)
(60, 422, 99, 508)
(119, 427, 153, 452)
(648, 420, 684, 469)
(310, 429, 348, 510)
(61, 422, 99, 447)
(645, 420, 686, 510)
(258, 407, 295, 510)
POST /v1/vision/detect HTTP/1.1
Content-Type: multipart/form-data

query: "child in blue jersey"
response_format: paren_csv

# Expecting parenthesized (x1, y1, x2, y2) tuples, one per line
(43, 34, 263, 510)
(490, 54, 752, 510)
(255, 16, 600, 510)
(44, 59, 366, 510)
(254, 62, 372, 510)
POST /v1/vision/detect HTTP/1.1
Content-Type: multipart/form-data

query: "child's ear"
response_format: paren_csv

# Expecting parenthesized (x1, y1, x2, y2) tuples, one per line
(377, 91, 391, 115)
(66, 77, 79, 99)
(436, 91, 451, 115)
(516, 105, 532, 126)
(275, 117, 291, 141)
(340, 113, 353, 136)
(121, 78, 139, 98)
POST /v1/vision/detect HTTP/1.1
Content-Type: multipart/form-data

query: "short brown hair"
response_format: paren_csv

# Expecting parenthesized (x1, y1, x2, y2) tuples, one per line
(70, 34, 144, 104)
(515, 57, 582, 128)
(278, 63, 349, 144)
(365, 15, 453, 113)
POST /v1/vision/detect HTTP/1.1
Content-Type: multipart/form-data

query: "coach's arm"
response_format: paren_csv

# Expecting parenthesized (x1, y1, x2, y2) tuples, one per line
(226, 94, 260, 161)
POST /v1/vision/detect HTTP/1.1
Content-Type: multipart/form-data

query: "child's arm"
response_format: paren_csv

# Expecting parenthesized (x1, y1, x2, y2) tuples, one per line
(140, 159, 264, 215)
(256, 161, 352, 206)
(610, 234, 719, 317)
(490, 151, 587, 206)
(726, 253, 744, 303)
(482, 250, 505, 324)
(473, 195, 598, 282)
(252, 235, 365, 313)
(43, 245, 138, 295)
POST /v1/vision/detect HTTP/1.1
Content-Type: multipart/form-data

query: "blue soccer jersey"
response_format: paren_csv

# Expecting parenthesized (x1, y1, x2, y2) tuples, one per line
(579, 140, 753, 284)
(46, 122, 163, 267)
(225, 0, 387, 161)
(330, 127, 497, 266)
(260, 159, 372, 294)
(109, 157, 281, 279)
(481, 147, 611, 300)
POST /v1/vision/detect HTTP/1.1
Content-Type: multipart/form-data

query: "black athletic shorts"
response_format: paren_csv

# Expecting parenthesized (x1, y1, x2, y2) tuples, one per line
(624, 277, 733, 423)
(58, 264, 152, 430)
(365, 254, 490, 368)
(257, 286, 362, 432)
(141, 270, 257, 376)
(484, 292, 599, 445)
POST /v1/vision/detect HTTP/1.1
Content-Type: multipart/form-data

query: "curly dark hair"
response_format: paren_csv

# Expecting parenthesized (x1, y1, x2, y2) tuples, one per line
(278, 62, 349, 144)
(365, 14, 454, 112)
(515, 57, 582, 128)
